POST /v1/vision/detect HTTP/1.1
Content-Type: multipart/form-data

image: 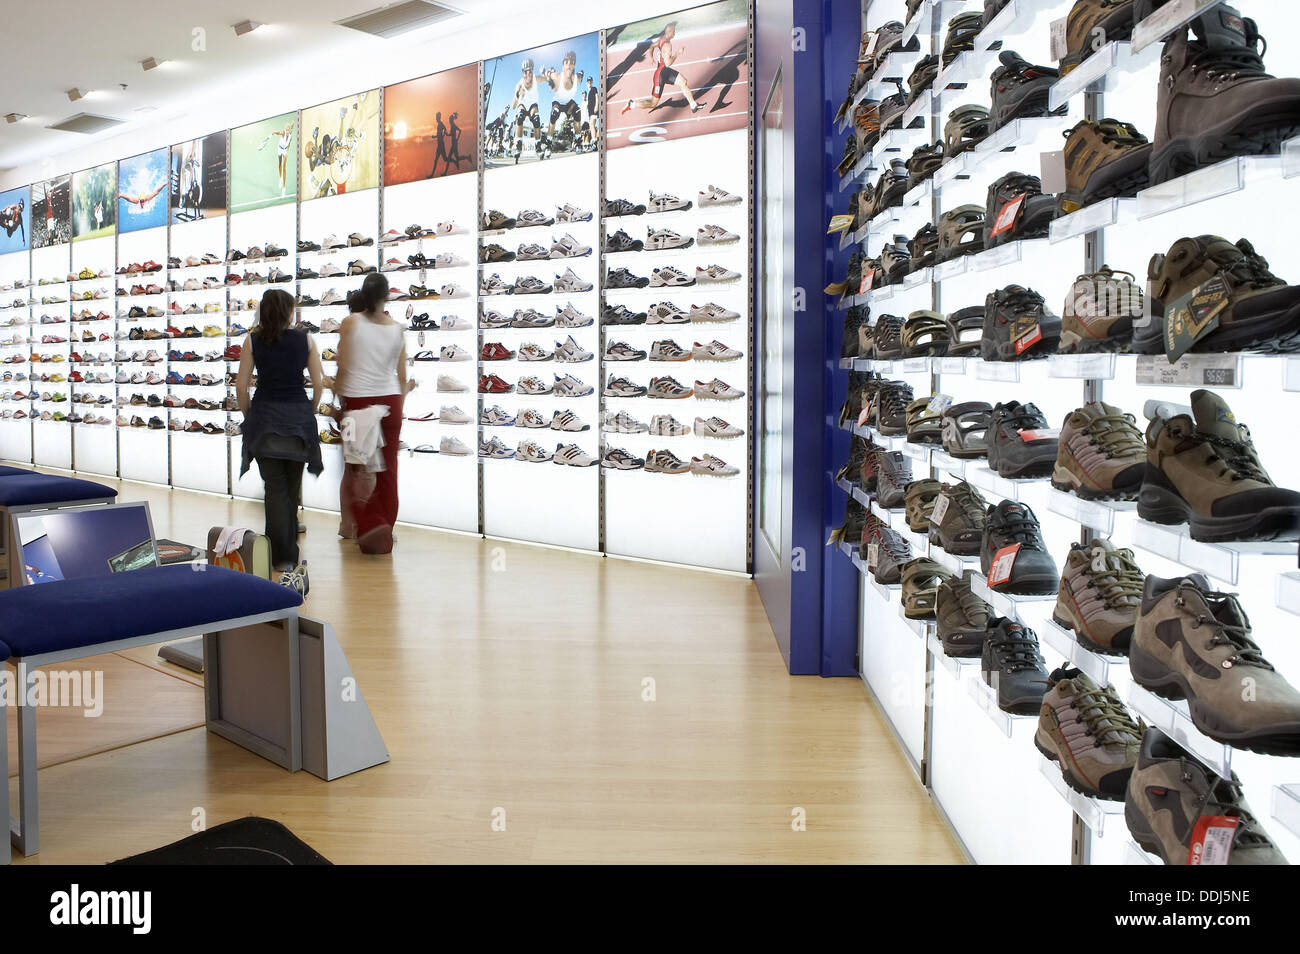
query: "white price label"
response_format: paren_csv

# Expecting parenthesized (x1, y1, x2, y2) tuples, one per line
(1039, 150, 1067, 195)
(1048, 16, 1069, 62)
(930, 493, 950, 526)
(926, 393, 953, 415)
(1136, 354, 1241, 389)
(867, 541, 880, 570)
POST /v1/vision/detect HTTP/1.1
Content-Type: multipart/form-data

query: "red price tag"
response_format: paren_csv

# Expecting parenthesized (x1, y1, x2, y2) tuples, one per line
(1013, 322, 1043, 354)
(990, 195, 1026, 238)
(859, 269, 875, 296)
(1017, 427, 1060, 442)
(1189, 815, 1237, 865)
(987, 543, 1020, 587)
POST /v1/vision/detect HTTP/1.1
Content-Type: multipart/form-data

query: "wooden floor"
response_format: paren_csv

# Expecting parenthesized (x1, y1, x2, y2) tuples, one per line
(8, 472, 963, 864)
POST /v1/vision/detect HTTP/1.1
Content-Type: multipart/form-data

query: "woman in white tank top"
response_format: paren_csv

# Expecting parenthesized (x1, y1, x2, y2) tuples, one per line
(331, 273, 412, 555)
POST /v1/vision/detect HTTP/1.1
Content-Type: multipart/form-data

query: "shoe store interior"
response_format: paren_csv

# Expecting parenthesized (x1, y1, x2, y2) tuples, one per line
(1, 0, 1299, 890)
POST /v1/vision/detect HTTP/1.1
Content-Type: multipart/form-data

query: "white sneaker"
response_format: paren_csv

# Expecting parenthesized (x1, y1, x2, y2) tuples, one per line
(515, 439, 552, 462)
(553, 442, 596, 466)
(440, 405, 471, 423)
(379, 229, 403, 244)
(693, 340, 742, 360)
(322, 234, 347, 249)
(649, 414, 690, 437)
(553, 267, 593, 293)
(440, 283, 464, 298)
(650, 266, 695, 288)
(555, 335, 592, 362)
(555, 203, 592, 223)
(697, 224, 740, 245)
(649, 191, 692, 213)
(553, 373, 593, 397)
(695, 264, 741, 284)
(550, 409, 589, 432)
(690, 302, 740, 322)
(649, 339, 691, 361)
(698, 185, 742, 207)
(602, 410, 648, 433)
(554, 303, 593, 327)
(647, 228, 693, 250)
(647, 301, 690, 325)
(480, 436, 514, 458)
(694, 415, 744, 438)
(518, 342, 554, 361)
(321, 288, 346, 305)
(517, 408, 548, 428)
(437, 374, 467, 392)
(517, 375, 552, 395)
(647, 376, 693, 399)
(480, 274, 511, 296)
(320, 317, 343, 333)
(440, 344, 471, 361)
(440, 436, 471, 455)
(440, 315, 471, 331)
(694, 378, 745, 400)
(691, 453, 739, 476)
(549, 234, 592, 258)
(318, 262, 346, 277)
(480, 405, 515, 426)
(381, 258, 405, 272)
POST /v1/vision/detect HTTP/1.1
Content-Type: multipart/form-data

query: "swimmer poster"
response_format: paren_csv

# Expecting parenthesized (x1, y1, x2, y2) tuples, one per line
(117, 148, 169, 233)
(71, 162, 117, 241)
(605, 0, 749, 149)
(0, 185, 31, 254)
(231, 111, 299, 212)
(300, 90, 380, 201)
(31, 175, 71, 248)
(384, 64, 479, 186)
(481, 33, 600, 166)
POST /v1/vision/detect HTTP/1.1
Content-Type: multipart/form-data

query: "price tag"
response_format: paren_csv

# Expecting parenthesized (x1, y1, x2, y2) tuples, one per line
(1039, 150, 1067, 195)
(926, 393, 953, 415)
(1189, 815, 1237, 865)
(1018, 427, 1061, 442)
(1164, 275, 1228, 362)
(867, 541, 880, 570)
(859, 269, 875, 295)
(1136, 354, 1241, 389)
(828, 214, 855, 234)
(990, 195, 1026, 238)
(930, 493, 951, 526)
(987, 543, 1020, 587)
(1013, 322, 1043, 355)
(1048, 16, 1069, 62)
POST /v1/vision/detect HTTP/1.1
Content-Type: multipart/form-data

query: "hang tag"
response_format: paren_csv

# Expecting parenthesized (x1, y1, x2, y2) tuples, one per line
(859, 269, 876, 295)
(1164, 274, 1228, 362)
(825, 280, 848, 296)
(987, 543, 1020, 587)
(926, 393, 953, 416)
(828, 214, 855, 234)
(930, 493, 951, 526)
(1013, 322, 1043, 354)
(990, 195, 1026, 238)
(862, 30, 879, 61)
(1018, 427, 1061, 442)
(420, 267, 428, 285)
(867, 541, 880, 570)
(1189, 815, 1237, 865)
(1049, 17, 1069, 62)
(857, 405, 872, 429)
(1039, 150, 1068, 195)
(418, 331, 426, 347)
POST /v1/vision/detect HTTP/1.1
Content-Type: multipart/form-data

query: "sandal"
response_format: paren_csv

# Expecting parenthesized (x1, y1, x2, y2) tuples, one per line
(904, 478, 942, 532)
(940, 401, 992, 459)
(901, 310, 950, 357)
(900, 557, 953, 619)
(905, 396, 943, 444)
(945, 306, 985, 356)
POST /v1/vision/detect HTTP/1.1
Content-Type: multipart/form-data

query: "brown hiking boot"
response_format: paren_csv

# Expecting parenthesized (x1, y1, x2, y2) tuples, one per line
(1059, 265, 1144, 353)
(874, 449, 913, 508)
(1051, 401, 1146, 500)
(1145, 235, 1300, 354)
(1035, 667, 1141, 800)
(1058, 119, 1151, 214)
(1151, 5, 1300, 184)
(1126, 727, 1288, 865)
(904, 478, 941, 532)
(936, 570, 992, 657)
(1060, 0, 1137, 74)
(1051, 538, 1143, 655)
(928, 480, 987, 556)
(1131, 574, 1300, 754)
(1137, 390, 1300, 541)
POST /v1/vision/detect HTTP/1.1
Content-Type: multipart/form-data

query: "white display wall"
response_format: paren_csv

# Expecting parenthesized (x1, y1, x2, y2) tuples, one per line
(0, 248, 32, 463)
(29, 241, 72, 471)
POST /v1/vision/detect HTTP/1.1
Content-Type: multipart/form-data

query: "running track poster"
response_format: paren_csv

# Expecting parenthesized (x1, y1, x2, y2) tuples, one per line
(605, 0, 748, 150)
(117, 148, 169, 233)
(31, 175, 71, 248)
(230, 111, 299, 212)
(385, 64, 478, 186)
(0, 185, 30, 254)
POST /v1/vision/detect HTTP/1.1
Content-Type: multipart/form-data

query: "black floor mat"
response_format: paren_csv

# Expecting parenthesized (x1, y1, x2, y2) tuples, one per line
(110, 817, 332, 865)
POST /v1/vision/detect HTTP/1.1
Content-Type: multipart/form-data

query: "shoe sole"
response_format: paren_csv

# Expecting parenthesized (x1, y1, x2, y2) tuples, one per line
(1033, 734, 1122, 802)
(1056, 328, 1132, 354)
(982, 572, 1057, 596)
(1137, 482, 1300, 542)
(1050, 609, 1128, 657)
(988, 445, 1056, 479)
(1150, 107, 1300, 186)
(1050, 468, 1141, 501)
(937, 630, 984, 657)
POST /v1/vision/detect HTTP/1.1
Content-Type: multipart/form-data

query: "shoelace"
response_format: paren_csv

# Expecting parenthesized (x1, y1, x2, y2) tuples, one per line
(1085, 546, 1144, 608)
(1084, 410, 1145, 458)
(1000, 402, 1048, 433)
(945, 577, 989, 624)
(947, 482, 986, 525)
(1204, 240, 1285, 293)
(1068, 683, 1141, 746)
(1196, 428, 1271, 484)
(1174, 582, 1273, 672)
(1187, 20, 1268, 82)
(992, 508, 1046, 551)
(998, 286, 1046, 318)
(997, 173, 1043, 198)
(988, 627, 1045, 674)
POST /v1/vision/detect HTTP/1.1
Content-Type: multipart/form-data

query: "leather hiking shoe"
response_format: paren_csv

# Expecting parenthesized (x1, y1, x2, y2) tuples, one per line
(981, 500, 1059, 594)
(981, 617, 1051, 714)
(872, 526, 913, 585)
(989, 51, 1066, 130)
(872, 314, 905, 360)
(1036, 667, 1141, 800)
(984, 172, 1056, 247)
(928, 480, 988, 555)
(874, 381, 913, 435)
(1126, 727, 1288, 865)
(904, 478, 941, 533)
(1052, 538, 1143, 655)
(901, 557, 952, 619)
(1132, 574, 1300, 754)
(907, 141, 945, 189)
(1052, 401, 1146, 499)
(1061, 0, 1138, 74)
(936, 570, 992, 657)
(987, 400, 1059, 479)
(982, 285, 1061, 360)
(1059, 266, 1145, 353)
(1137, 389, 1300, 541)
(1150, 5, 1300, 185)
(1059, 119, 1151, 214)
(874, 449, 913, 509)
(1145, 235, 1300, 354)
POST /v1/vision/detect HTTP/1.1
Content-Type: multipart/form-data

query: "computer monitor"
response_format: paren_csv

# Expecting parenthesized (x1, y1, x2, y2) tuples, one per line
(11, 502, 158, 586)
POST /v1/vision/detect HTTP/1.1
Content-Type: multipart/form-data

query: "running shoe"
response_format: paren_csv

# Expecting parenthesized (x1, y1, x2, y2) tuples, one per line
(440, 344, 472, 361)
(480, 310, 511, 328)
(480, 243, 515, 264)
(481, 342, 515, 361)
(552, 374, 593, 397)
(517, 375, 552, 395)
(650, 339, 691, 361)
(515, 440, 553, 462)
(604, 230, 644, 253)
(551, 409, 589, 432)
(553, 267, 593, 293)
(690, 302, 740, 322)
(549, 234, 591, 258)
(518, 342, 554, 361)
(695, 378, 745, 400)
(693, 340, 742, 360)
(511, 308, 553, 328)
(647, 301, 690, 325)
(698, 184, 743, 207)
(555, 303, 593, 327)
(440, 405, 472, 424)
(477, 374, 512, 393)
(604, 198, 646, 217)
(602, 303, 646, 325)
(650, 266, 695, 288)
(298, 239, 321, 253)
(516, 242, 550, 261)
(649, 414, 691, 437)
(645, 448, 690, 474)
(438, 374, 470, 392)
(696, 264, 741, 284)
(647, 229, 694, 251)
(697, 224, 740, 245)
(648, 375, 693, 399)
(518, 408, 549, 428)
(482, 210, 516, 230)
(648, 191, 692, 213)
(347, 261, 375, 276)
(440, 436, 471, 455)
(320, 289, 346, 305)
(481, 405, 515, 426)
(695, 416, 744, 438)
(439, 283, 463, 298)
(480, 274, 512, 296)
(604, 340, 646, 361)
(440, 315, 471, 331)
(513, 275, 552, 295)
(603, 410, 648, 433)
(318, 262, 346, 278)
(691, 454, 739, 477)
(554, 336, 592, 362)
(516, 209, 554, 228)
(480, 436, 514, 459)
(553, 443, 596, 467)
(347, 233, 373, 247)
(602, 446, 645, 470)
(606, 267, 649, 289)
(556, 203, 593, 223)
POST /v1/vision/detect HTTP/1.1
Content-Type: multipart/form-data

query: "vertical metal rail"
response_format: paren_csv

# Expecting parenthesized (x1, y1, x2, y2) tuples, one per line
(476, 61, 487, 537)
(597, 29, 609, 555)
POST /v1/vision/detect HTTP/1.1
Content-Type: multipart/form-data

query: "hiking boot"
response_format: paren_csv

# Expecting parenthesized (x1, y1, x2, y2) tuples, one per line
(908, 54, 940, 103)
(1146, 235, 1300, 354)
(907, 227, 940, 274)
(984, 172, 1057, 247)
(901, 557, 952, 619)
(1150, 6, 1300, 185)
(1059, 266, 1145, 353)
(983, 0, 1012, 27)
(878, 80, 913, 133)
(981, 617, 1051, 714)
(875, 381, 913, 435)
(873, 526, 913, 585)
(981, 500, 1059, 594)
(1132, 574, 1300, 754)
(1126, 727, 1288, 865)
(982, 285, 1061, 361)
(928, 480, 988, 555)
(1036, 667, 1141, 800)
(1061, 0, 1138, 74)
(942, 12, 985, 67)
(874, 449, 913, 509)
(880, 239, 912, 285)
(987, 400, 1059, 479)
(906, 141, 945, 189)
(936, 205, 985, 262)
(1058, 119, 1151, 214)
(941, 401, 992, 458)
(1137, 389, 1300, 541)
(872, 314, 905, 360)
(1052, 538, 1143, 655)
(989, 51, 1067, 130)
(936, 570, 992, 657)
(1052, 401, 1146, 499)
(944, 105, 991, 156)
(874, 159, 911, 214)
(904, 478, 942, 532)
(831, 497, 869, 548)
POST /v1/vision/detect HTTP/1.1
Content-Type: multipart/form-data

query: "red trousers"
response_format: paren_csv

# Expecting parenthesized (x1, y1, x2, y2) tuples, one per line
(339, 394, 402, 552)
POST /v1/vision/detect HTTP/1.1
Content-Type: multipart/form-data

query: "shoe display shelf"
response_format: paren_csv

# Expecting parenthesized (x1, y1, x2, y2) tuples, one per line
(1036, 754, 1128, 836)
(902, 0, 970, 46)
(1126, 682, 1235, 780)
(68, 231, 119, 476)
(30, 238, 73, 470)
(927, 630, 980, 677)
(1273, 784, 1300, 842)
(932, 116, 1072, 189)
(1130, 0, 1231, 52)
(970, 573, 1055, 625)
(0, 250, 33, 463)
(1038, 616, 1124, 688)
(1128, 518, 1295, 587)
(896, 600, 935, 639)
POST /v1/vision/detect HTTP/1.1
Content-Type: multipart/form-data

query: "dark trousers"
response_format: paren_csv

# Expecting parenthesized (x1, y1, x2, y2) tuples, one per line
(257, 456, 305, 570)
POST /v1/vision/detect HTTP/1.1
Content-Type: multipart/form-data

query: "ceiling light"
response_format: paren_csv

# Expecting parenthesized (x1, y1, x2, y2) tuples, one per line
(233, 20, 262, 36)
(141, 57, 164, 71)
(4, 113, 27, 124)
(66, 88, 86, 102)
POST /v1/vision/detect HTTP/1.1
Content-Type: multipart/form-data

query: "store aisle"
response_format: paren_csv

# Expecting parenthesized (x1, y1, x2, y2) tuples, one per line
(9, 472, 962, 864)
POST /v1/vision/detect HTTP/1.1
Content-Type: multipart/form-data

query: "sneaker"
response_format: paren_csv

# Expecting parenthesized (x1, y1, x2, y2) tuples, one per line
(439, 344, 472, 361)
(516, 242, 550, 261)
(480, 436, 514, 459)
(604, 197, 647, 217)
(647, 302, 690, 325)
(980, 500, 1059, 595)
(516, 209, 555, 228)
(277, 560, 311, 596)
(556, 203, 592, 223)
(320, 289, 346, 305)
(515, 439, 553, 462)
(692, 339, 741, 360)
(603, 410, 648, 434)
(511, 308, 553, 328)
(517, 342, 554, 361)
(650, 266, 695, 288)
(989, 51, 1066, 131)
(439, 405, 471, 424)
(480, 274, 511, 296)
(604, 340, 646, 361)
(604, 375, 646, 398)
(553, 442, 596, 466)
(602, 446, 645, 470)
(551, 409, 589, 432)
(1125, 727, 1287, 865)
(1036, 668, 1141, 800)
(695, 264, 741, 284)
(555, 303, 593, 328)
(986, 400, 1059, 479)
(606, 267, 649, 289)
(693, 416, 742, 438)
(647, 376, 693, 399)
(698, 184, 742, 207)
(517, 408, 549, 428)
(481, 405, 515, 426)
(697, 224, 740, 245)
(649, 339, 690, 362)
(648, 191, 692, 214)
(440, 315, 471, 331)
(481, 210, 516, 230)
(602, 303, 646, 325)
(691, 454, 739, 477)
(517, 375, 552, 395)
(645, 448, 690, 474)
(694, 378, 744, 400)
(513, 275, 552, 295)
(440, 436, 471, 455)
(477, 374, 513, 394)
(1052, 538, 1143, 656)
(480, 243, 516, 264)
(438, 374, 469, 392)
(318, 262, 346, 278)
(549, 235, 591, 258)
(1051, 401, 1146, 500)
(649, 414, 690, 437)
(604, 229, 644, 253)
(552, 374, 593, 397)
(1058, 119, 1152, 214)
(480, 309, 512, 328)
(554, 336, 592, 362)
(647, 229, 693, 251)
(981, 617, 1050, 714)
(690, 302, 739, 322)
(553, 267, 593, 293)
(936, 571, 992, 657)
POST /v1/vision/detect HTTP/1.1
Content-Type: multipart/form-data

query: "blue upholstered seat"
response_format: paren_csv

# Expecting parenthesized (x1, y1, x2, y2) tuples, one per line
(0, 639, 9, 661)
(0, 474, 117, 507)
(0, 564, 302, 657)
(0, 465, 32, 477)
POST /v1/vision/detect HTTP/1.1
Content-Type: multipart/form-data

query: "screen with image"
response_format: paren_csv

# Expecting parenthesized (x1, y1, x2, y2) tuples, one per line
(14, 503, 157, 586)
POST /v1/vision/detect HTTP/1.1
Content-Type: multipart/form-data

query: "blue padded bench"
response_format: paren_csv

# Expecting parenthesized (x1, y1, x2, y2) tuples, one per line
(0, 563, 303, 860)
(0, 472, 117, 590)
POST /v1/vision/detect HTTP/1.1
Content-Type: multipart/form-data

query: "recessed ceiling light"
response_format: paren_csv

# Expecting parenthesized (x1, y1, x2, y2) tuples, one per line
(4, 113, 27, 124)
(233, 19, 262, 36)
(141, 57, 164, 71)
(66, 88, 86, 102)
